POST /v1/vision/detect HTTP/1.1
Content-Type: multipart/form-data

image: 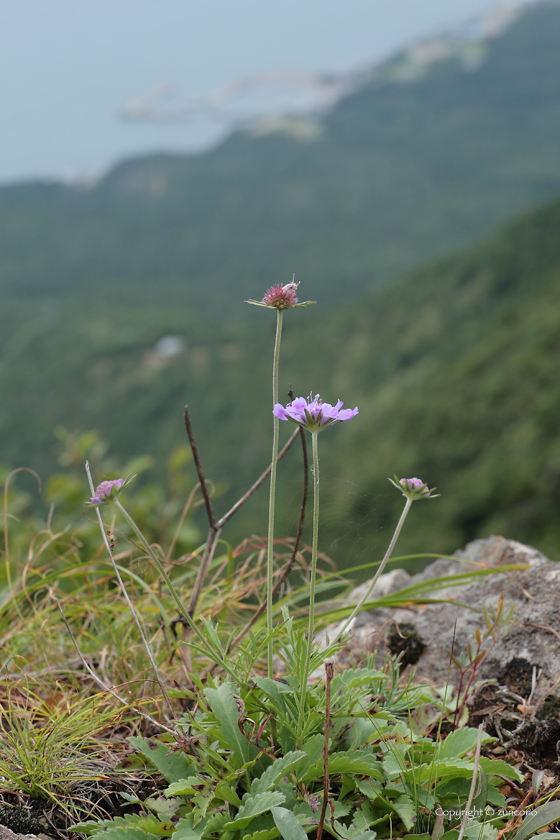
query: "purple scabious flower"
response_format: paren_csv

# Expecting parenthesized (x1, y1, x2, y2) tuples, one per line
(245, 280, 315, 310)
(88, 478, 125, 506)
(274, 393, 359, 433)
(389, 475, 439, 500)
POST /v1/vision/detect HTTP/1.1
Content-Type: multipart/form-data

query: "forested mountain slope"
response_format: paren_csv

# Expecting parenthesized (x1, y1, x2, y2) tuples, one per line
(3, 194, 560, 570)
(3, 3, 560, 569)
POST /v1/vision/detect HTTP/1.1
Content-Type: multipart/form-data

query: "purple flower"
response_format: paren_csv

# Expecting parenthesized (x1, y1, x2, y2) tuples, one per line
(88, 478, 125, 506)
(246, 280, 315, 310)
(389, 475, 438, 500)
(274, 393, 359, 433)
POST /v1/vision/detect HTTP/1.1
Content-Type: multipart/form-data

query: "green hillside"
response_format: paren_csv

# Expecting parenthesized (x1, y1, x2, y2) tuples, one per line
(3, 192, 560, 573)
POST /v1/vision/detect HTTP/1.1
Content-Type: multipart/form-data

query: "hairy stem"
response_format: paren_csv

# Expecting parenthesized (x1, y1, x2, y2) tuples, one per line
(266, 308, 283, 677)
(86, 464, 174, 715)
(307, 430, 320, 661)
(113, 499, 238, 681)
(333, 497, 413, 644)
(298, 430, 319, 735)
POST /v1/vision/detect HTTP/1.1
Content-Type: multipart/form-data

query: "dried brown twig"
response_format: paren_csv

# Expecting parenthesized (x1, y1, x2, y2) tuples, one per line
(183, 404, 304, 621)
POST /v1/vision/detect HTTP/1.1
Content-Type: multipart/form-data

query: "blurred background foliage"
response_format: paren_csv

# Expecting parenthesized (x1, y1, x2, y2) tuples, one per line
(1, 3, 560, 578)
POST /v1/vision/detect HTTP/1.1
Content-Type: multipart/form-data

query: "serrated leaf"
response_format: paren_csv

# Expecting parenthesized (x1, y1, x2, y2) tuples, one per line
(514, 801, 560, 840)
(241, 829, 280, 840)
(93, 827, 156, 840)
(270, 806, 307, 840)
(303, 750, 383, 784)
(224, 791, 286, 831)
(172, 815, 207, 840)
(331, 667, 386, 691)
(479, 757, 523, 782)
(129, 736, 193, 783)
(164, 776, 201, 796)
(205, 682, 257, 764)
(70, 820, 109, 835)
(391, 795, 416, 831)
(251, 750, 305, 794)
(439, 727, 494, 759)
(215, 781, 243, 807)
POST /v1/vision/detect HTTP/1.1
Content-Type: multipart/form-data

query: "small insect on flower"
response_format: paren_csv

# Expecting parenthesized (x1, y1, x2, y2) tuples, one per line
(87, 477, 126, 507)
(274, 392, 359, 433)
(389, 475, 439, 500)
(245, 278, 315, 310)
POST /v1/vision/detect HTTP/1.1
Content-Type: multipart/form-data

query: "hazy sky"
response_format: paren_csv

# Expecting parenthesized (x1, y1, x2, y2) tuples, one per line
(1, 0, 518, 184)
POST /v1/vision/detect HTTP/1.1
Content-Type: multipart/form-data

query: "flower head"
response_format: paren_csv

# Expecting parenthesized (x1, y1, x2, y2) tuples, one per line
(87, 477, 125, 506)
(246, 279, 315, 310)
(274, 392, 359, 433)
(389, 475, 439, 500)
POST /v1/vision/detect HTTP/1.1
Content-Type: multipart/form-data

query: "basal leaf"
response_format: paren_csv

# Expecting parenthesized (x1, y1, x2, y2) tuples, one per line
(215, 781, 243, 807)
(270, 806, 308, 840)
(251, 750, 305, 794)
(129, 737, 193, 784)
(438, 727, 494, 759)
(224, 791, 286, 831)
(205, 682, 256, 764)
(241, 828, 280, 840)
(514, 801, 560, 840)
(479, 757, 523, 782)
(164, 776, 201, 796)
(172, 815, 208, 840)
(390, 794, 416, 831)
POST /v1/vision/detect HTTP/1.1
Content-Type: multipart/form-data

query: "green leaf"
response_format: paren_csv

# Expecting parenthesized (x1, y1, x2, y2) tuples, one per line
(251, 750, 305, 794)
(402, 835, 431, 840)
(479, 757, 523, 782)
(270, 806, 308, 840)
(514, 802, 560, 840)
(215, 781, 243, 807)
(224, 791, 286, 831)
(331, 667, 387, 691)
(303, 750, 384, 784)
(164, 776, 201, 796)
(390, 794, 416, 831)
(172, 815, 207, 840)
(129, 737, 193, 784)
(241, 829, 280, 840)
(205, 682, 256, 764)
(438, 727, 494, 759)
(92, 827, 156, 840)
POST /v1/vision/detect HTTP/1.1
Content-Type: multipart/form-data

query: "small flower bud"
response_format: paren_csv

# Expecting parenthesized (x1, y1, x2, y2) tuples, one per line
(389, 475, 439, 500)
(87, 477, 125, 506)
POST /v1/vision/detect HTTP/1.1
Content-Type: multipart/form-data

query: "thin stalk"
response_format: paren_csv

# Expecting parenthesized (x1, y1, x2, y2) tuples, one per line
(317, 658, 334, 840)
(85, 464, 174, 715)
(54, 594, 177, 736)
(113, 499, 239, 682)
(457, 724, 484, 840)
(266, 308, 283, 677)
(307, 431, 320, 661)
(298, 430, 319, 735)
(333, 497, 413, 644)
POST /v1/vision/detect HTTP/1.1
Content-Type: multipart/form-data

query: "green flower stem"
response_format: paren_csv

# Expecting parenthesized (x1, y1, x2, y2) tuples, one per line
(333, 496, 413, 644)
(114, 500, 238, 682)
(266, 308, 283, 677)
(297, 430, 319, 735)
(307, 430, 320, 663)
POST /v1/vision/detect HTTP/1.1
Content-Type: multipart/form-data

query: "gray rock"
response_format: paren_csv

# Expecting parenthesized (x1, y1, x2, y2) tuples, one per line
(318, 536, 560, 705)
(0, 828, 53, 840)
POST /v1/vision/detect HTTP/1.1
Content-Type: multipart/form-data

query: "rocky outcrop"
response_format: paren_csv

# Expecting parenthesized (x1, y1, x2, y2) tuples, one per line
(319, 536, 560, 707)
